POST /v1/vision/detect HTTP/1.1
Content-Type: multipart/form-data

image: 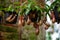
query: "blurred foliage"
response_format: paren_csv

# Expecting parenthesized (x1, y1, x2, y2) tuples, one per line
(0, 0, 60, 40)
(0, 25, 44, 40)
(0, 25, 18, 40)
(0, 0, 60, 16)
(0, 25, 17, 32)
(0, 0, 11, 10)
(46, 0, 60, 11)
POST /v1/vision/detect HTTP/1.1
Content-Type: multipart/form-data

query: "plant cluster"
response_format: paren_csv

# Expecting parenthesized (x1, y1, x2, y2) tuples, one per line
(0, 0, 60, 35)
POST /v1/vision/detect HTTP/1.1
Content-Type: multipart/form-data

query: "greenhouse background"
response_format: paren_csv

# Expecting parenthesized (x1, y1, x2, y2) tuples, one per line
(0, 0, 60, 40)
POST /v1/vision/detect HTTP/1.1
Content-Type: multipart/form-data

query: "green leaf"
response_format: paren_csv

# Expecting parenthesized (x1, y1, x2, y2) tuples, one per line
(35, 6, 40, 10)
(25, 9, 30, 15)
(57, 7, 60, 12)
(27, 3, 32, 9)
(8, 5, 12, 11)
